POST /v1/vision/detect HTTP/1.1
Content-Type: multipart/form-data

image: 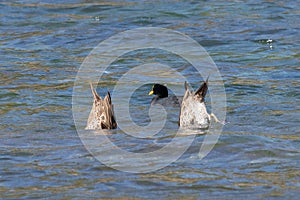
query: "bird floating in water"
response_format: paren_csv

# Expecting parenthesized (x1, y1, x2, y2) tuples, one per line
(85, 83, 117, 130)
(148, 83, 182, 106)
(179, 78, 222, 129)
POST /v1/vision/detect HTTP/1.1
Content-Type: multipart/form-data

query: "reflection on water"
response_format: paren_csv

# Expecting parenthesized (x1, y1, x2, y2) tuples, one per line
(1, 0, 300, 199)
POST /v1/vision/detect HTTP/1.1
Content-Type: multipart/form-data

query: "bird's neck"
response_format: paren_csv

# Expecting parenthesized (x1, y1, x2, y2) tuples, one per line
(159, 92, 168, 98)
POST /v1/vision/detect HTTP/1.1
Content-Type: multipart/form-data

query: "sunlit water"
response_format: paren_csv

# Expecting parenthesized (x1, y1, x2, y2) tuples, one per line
(1, 1, 299, 199)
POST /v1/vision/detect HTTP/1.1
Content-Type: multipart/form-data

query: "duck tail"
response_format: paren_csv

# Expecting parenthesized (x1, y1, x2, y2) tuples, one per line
(195, 78, 208, 102)
(103, 90, 117, 129)
(184, 81, 188, 90)
(89, 82, 101, 101)
(205, 75, 209, 83)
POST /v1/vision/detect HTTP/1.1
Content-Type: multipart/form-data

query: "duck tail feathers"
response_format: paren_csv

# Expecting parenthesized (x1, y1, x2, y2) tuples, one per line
(90, 82, 101, 101)
(195, 78, 208, 102)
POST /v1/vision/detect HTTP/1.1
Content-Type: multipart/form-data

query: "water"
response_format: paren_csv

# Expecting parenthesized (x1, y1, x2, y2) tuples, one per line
(1, 0, 300, 199)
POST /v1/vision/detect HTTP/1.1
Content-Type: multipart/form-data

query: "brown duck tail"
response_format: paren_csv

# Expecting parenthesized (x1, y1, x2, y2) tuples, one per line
(90, 82, 101, 101)
(195, 78, 208, 102)
(103, 91, 117, 129)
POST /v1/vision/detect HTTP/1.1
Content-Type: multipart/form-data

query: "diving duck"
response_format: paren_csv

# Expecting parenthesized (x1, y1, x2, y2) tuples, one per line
(179, 79, 221, 129)
(148, 83, 182, 106)
(85, 83, 117, 130)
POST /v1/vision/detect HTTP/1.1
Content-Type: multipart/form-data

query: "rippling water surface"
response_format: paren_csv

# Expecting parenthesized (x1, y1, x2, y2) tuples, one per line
(1, 1, 299, 199)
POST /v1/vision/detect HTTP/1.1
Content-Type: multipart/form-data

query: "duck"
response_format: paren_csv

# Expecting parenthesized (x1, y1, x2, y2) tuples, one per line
(85, 83, 117, 130)
(148, 83, 182, 106)
(179, 78, 222, 129)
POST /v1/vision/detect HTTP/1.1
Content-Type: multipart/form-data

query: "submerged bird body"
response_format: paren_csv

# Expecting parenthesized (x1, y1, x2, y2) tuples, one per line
(179, 80, 210, 129)
(85, 83, 117, 130)
(149, 84, 182, 106)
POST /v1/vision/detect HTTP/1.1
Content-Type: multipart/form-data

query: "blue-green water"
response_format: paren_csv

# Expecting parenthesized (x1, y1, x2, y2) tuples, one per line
(1, 1, 300, 199)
